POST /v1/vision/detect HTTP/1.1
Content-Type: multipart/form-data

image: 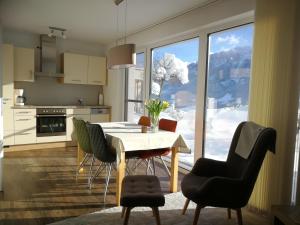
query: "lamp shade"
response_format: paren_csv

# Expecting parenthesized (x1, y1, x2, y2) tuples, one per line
(107, 44, 136, 69)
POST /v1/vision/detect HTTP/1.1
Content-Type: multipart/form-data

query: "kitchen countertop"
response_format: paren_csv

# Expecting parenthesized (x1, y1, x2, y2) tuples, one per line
(12, 105, 111, 109)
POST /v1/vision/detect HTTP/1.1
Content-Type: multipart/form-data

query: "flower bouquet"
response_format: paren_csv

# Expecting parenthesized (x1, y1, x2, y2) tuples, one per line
(145, 99, 169, 132)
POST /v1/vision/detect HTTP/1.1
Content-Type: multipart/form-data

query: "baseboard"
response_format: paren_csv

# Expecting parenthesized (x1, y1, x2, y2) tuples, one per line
(4, 141, 77, 152)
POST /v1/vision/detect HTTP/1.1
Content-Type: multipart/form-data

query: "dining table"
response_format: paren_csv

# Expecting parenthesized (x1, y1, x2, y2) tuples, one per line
(94, 121, 190, 206)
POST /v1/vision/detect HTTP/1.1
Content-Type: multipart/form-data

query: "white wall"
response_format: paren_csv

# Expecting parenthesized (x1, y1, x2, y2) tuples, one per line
(104, 0, 255, 121)
(0, 22, 3, 191)
(3, 29, 106, 106)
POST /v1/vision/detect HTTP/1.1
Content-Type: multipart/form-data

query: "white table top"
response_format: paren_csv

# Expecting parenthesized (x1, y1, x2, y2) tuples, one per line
(95, 122, 191, 163)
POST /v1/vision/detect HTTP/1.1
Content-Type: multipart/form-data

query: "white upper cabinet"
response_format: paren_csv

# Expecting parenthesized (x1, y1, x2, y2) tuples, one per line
(63, 53, 89, 84)
(2, 44, 15, 145)
(63, 53, 106, 86)
(14, 47, 35, 82)
(3, 44, 14, 101)
(87, 56, 106, 85)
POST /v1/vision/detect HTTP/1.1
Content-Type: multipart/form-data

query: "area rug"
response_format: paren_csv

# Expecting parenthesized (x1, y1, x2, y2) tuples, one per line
(49, 192, 269, 225)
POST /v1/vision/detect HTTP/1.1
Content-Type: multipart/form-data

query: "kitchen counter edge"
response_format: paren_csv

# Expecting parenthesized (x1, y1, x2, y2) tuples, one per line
(12, 105, 111, 109)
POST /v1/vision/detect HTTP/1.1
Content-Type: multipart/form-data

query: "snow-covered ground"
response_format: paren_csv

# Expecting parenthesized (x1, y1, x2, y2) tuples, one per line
(128, 104, 249, 166)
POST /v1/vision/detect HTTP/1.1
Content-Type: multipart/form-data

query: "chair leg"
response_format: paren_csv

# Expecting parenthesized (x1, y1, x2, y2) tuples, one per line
(104, 164, 112, 203)
(182, 199, 190, 215)
(227, 208, 231, 219)
(152, 158, 156, 175)
(159, 156, 171, 177)
(121, 207, 126, 218)
(123, 207, 132, 225)
(89, 163, 105, 189)
(88, 156, 95, 186)
(193, 205, 202, 225)
(76, 153, 90, 179)
(152, 207, 161, 225)
(236, 208, 243, 225)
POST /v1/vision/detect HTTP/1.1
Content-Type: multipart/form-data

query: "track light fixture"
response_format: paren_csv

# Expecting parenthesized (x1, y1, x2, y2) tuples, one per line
(48, 26, 67, 39)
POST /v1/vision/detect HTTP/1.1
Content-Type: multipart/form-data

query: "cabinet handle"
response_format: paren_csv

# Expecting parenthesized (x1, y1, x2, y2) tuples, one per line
(18, 132, 31, 135)
(3, 98, 11, 101)
(72, 79, 81, 82)
(17, 112, 30, 114)
(16, 118, 31, 121)
(93, 81, 101, 83)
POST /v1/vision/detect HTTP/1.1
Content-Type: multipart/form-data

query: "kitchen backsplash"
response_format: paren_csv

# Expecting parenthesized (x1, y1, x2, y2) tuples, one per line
(15, 77, 102, 106)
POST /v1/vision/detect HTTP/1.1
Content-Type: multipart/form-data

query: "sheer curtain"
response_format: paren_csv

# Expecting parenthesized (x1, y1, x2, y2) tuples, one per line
(248, 0, 299, 211)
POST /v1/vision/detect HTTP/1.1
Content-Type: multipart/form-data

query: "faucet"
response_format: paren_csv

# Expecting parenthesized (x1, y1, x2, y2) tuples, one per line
(78, 98, 84, 106)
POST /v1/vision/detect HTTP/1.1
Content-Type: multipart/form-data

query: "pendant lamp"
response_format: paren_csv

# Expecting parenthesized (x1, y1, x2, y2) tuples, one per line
(107, 0, 136, 69)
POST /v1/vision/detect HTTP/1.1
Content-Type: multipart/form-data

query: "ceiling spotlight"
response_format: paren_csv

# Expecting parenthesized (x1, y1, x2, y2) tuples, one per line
(48, 26, 67, 39)
(48, 29, 54, 37)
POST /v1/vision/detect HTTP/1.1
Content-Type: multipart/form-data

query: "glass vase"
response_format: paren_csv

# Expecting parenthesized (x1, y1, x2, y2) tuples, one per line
(150, 114, 159, 133)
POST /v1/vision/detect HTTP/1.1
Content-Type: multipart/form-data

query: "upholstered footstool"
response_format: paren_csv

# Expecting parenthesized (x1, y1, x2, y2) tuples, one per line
(120, 175, 165, 225)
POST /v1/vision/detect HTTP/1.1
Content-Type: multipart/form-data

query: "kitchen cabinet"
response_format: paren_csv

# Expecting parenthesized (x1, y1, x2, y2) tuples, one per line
(63, 53, 88, 84)
(87, 56, 106, 85)
(14, 109, 36, 145)
(90, 108, 110, 123)
(14, 47, 35, 82)
(2, 44, 15, 145)
(66, 108, 91, 141)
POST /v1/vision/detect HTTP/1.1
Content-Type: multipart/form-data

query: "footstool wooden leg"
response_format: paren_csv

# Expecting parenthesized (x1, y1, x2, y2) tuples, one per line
(123, 207, 132, 225)
(121, 207, 126, 218)
(182, 199, 190, 215)
(227, 208, 231, 219)
(152, 207, 161, 225)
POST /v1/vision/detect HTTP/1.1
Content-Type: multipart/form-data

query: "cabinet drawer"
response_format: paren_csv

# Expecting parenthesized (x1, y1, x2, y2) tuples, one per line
(67, 108, 90, 115)
(14, 116, 36, 130)
(14, 109, 36, 116)
(14, 131, 36, 145)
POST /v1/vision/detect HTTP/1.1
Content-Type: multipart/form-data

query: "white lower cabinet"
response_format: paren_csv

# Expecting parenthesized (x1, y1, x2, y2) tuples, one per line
(14, 109, 37, 145)
(90, 114, 110, 123)
(66, 109, 91, 141)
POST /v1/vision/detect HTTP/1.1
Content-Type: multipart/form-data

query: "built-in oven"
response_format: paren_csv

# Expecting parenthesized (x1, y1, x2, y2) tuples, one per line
(36, 108, 66, 137)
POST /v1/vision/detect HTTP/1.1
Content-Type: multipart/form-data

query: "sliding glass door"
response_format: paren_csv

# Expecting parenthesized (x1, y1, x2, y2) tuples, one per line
(203, 24, 254, 160)
(125, 52, 145, 122)
(150, 38, 200, 165)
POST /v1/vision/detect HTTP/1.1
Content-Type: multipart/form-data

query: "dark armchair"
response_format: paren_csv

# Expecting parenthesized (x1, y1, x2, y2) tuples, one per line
(181, 121, 276, 225)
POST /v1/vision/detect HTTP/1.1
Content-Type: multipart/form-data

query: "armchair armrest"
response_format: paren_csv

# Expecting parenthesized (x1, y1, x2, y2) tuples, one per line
(191, 158, 227, 177)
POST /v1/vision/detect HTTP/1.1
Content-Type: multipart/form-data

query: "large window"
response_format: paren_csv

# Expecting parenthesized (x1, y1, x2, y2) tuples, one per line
(125, 53, 145, 122)
(150, 38, 200, 165)
(204, 24, 254, 161)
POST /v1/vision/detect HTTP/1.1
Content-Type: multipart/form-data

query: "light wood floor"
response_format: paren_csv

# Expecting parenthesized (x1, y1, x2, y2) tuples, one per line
(0, 147, 270, 225)
(0, 147, 181, 225)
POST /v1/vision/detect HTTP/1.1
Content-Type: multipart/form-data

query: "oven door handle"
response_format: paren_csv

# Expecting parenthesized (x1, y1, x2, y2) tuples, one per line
(36, 114, 66, 117)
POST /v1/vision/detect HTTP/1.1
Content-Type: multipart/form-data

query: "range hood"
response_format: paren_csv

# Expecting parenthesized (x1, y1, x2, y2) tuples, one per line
(35, 35, 64, 78)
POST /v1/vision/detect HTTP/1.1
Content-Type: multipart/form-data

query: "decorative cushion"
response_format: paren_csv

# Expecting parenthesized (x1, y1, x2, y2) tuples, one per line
(121, 175, 165, 208)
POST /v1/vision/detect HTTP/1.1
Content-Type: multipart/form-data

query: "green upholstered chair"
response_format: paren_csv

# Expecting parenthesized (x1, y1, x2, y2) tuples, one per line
(72, 117, 94, 185)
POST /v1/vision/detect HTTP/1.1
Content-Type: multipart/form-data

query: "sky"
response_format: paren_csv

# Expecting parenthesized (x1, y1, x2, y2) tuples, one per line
(150, 23, 254, 64)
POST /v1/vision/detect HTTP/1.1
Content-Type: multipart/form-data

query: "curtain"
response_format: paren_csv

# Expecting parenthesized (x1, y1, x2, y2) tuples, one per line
(248, 0, 299, 211)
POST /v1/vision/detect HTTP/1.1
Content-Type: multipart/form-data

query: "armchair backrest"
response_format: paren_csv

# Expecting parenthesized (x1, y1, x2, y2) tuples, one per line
(72, 117, 92, 154)
(226, 121, 276, 203)
(86, 123, 116, 163)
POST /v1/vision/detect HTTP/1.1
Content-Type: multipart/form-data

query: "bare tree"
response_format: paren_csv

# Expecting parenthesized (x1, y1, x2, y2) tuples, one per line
(152, 53, 189, 97)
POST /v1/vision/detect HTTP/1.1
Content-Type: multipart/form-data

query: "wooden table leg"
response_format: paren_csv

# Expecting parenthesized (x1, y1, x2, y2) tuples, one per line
(77, 144, 85, 174)
(116, 151, 126, 206)
(170, 147, 179, 192)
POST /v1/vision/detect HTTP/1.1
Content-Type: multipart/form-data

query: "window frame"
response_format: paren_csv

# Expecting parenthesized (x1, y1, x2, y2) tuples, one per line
(125, 15, 254, 167)
(124, 51, 147, 121)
